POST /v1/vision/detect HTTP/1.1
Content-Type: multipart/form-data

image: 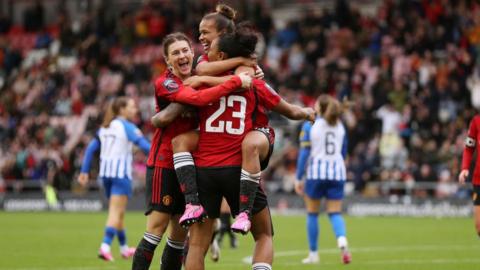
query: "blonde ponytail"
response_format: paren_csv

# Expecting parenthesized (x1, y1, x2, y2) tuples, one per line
(316, 94, 341, 126)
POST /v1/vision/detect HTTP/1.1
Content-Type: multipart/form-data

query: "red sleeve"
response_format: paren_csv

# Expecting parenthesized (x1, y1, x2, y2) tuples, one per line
(462, 116, 478, 170)
(196, 54, 209, 66)
(173, 76, 241, 106)
(254, 80, 281, 110)
(154, 76, 182, 102)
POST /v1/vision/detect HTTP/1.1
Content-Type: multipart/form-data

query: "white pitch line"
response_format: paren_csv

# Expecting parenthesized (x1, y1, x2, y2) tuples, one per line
(241, 244, 480, 264)
(12, 267, 117, 270)
(203, 257, 480, 268)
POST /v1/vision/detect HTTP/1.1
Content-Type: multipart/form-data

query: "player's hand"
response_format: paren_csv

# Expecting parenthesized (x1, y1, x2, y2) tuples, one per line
(184, 76, 204, 88)
(303, 107, 316, 122)
(294, 181, 305, 196)
(78, 173, 89, 187)
(254, 65, 264, 79)
(458, 169, 469, 184)
(238, 72, 252, 88)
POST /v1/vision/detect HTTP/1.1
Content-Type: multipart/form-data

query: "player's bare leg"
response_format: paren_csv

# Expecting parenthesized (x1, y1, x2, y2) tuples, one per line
(232, 131, 269, 234)
(250, 207, 274, 269)
(327, 199, 351, 264)
(474, 206, 480, 237)
(108, 195, 136, 259)
(302, 196, 320, 264)
(185, 218, 215, 270)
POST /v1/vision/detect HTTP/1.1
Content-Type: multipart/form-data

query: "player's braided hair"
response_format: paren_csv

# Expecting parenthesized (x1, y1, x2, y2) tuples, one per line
(202, 4, 237, 34)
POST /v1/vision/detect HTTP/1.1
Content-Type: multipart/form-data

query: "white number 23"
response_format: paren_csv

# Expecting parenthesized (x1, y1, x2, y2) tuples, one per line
(205, 95, 247, 135)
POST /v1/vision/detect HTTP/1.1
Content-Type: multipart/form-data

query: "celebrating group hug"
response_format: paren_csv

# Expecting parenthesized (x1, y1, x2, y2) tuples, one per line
(79, 3, 352, 269)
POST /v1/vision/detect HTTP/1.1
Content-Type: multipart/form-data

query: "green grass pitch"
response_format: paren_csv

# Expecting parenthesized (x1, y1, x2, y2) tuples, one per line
(1, 211, 479, 270)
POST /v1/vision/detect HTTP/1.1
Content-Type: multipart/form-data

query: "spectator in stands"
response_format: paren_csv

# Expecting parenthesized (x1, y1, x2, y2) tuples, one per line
(1, 0, 479, 201)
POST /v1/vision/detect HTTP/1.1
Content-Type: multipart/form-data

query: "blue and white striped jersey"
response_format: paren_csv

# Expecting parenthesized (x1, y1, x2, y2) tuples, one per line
(81, 117, 150, 180)
(296, 117, 347, 181)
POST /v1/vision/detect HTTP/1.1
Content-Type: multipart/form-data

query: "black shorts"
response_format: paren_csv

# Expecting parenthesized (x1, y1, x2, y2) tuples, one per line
(473, 185, 480, 206)
(196, 166, 269, 219)
(145, 166, 185, 216)
(254, 126, 275, 171)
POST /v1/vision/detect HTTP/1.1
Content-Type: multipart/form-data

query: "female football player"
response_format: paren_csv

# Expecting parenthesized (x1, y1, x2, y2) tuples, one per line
(295, 95, 352, 264)
(79, 97, 151, 261)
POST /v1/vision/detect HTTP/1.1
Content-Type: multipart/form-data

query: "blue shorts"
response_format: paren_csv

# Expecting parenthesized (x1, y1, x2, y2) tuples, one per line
(101, 177, 132, 198)
(305, 179, 344, 200)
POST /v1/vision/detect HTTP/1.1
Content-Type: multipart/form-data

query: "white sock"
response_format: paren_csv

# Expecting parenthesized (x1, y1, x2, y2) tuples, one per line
(100, 243, 111, 253)
(252, 262, 272, 270)
(309, 250, 318, 258)
(337, 236, 348, 249)
(120, 244, 129, 253)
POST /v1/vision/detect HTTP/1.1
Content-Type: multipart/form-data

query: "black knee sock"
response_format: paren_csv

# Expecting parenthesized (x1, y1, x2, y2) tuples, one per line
(218, 213, 231, 244)
(239, 169, 260, 215)
(132, 232, 161, 270)
(160, 238, 184, 270)
(220, 213, 231, 232)
(173, 152, 200, 205)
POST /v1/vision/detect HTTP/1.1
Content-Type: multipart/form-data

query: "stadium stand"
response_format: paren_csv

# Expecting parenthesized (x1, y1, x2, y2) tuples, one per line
(0, 0, 477, 203)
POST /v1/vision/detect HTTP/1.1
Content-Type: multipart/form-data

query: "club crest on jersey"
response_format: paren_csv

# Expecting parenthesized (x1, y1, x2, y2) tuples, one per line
(163, 79, 179, 92)
(465, 137, 476, 147)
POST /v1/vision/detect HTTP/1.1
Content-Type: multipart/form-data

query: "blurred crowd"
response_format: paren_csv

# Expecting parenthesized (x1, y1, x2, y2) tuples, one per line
(0, 0, 478, 200)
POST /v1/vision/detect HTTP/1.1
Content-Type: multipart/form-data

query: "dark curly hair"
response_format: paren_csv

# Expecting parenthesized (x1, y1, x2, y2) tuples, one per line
(217, 22, 257, 58)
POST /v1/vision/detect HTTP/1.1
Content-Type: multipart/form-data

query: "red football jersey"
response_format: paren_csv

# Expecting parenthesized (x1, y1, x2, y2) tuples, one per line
(196, 54, 209, 66)
(253, 82, 278, 128)
(194, 79, 281, 167)
(147, 70, 242, 168)
(195, 55, 272, 128)
(462, 115, 480, 185)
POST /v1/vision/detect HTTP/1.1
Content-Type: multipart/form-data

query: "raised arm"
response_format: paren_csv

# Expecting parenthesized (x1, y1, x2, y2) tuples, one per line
(184, 65, 255, 88)
(253, 80, 315, 121)
(196, 57, 254, 76)
(272, 99, 315, 121)
(173, 73, 251, 106)
(184, 75, 234, 88)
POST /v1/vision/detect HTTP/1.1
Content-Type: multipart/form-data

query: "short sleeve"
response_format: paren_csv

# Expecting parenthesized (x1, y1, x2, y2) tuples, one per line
(254, 80, 281, 110)
(466, 116, 479, 148)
